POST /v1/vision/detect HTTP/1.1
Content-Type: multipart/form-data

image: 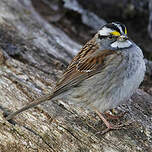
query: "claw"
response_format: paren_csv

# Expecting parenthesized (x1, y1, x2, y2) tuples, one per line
(95, 109, 129, 135)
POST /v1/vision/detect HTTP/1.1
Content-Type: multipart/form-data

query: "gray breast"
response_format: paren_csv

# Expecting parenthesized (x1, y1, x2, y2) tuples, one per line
(61, 44, 146, 113)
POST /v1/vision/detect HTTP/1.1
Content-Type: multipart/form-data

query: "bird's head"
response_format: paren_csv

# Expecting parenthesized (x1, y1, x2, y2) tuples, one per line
(97, 22, 132, 49)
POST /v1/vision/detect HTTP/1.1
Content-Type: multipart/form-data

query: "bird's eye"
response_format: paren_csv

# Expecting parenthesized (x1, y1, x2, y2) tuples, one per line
(98, 34, 106, 39)
(108, 35, 113, 39)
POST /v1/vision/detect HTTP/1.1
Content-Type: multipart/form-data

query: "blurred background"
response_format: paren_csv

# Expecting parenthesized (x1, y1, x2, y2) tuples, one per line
(31, 0, 152, 60)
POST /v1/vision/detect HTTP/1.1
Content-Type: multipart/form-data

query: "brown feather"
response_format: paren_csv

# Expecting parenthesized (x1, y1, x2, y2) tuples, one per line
(53, 37, 120, 96)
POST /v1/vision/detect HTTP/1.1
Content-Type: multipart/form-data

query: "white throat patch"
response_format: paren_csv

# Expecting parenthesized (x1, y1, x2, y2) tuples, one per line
(111, 40, 132, 48)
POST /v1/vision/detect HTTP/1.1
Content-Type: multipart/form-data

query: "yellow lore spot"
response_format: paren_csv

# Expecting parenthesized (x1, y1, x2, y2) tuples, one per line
(110, 31, 120, 36)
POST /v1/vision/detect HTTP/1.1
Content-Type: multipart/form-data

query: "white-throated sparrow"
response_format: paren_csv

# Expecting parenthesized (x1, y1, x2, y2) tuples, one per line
(5, 22, 146, 133)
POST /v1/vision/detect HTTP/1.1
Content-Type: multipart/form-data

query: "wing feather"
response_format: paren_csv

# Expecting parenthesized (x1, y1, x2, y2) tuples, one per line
(53, 38, 121, 96)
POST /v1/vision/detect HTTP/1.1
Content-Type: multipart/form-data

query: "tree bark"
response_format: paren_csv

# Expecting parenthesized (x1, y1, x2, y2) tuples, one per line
(0, 0, 151, 151)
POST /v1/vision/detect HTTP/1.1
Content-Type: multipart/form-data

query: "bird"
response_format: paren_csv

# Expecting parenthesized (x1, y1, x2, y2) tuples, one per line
(5, 22, 146, 133)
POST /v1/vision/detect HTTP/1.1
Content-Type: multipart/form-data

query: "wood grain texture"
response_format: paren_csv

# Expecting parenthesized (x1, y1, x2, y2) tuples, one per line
(0, 0, 151, 151)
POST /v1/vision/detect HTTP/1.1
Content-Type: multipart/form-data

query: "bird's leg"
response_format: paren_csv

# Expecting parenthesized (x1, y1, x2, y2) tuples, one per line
(95, 110, 112, 128)
(95, 109, 125, 135)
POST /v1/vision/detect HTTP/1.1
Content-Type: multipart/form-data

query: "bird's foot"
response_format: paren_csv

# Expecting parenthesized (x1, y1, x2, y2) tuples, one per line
(95, 109, 130, 135)
(96, 121, 131, 135)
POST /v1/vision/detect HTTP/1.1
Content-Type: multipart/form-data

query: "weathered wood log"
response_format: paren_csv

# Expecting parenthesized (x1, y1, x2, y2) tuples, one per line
(0, 0, 151, 151)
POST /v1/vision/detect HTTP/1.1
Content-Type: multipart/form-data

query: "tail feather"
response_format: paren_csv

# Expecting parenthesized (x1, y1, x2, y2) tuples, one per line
(5, 93, 55, 121)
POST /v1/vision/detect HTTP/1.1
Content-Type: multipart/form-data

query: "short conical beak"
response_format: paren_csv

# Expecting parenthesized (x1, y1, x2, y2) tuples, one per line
(118, 35, 128, 42)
